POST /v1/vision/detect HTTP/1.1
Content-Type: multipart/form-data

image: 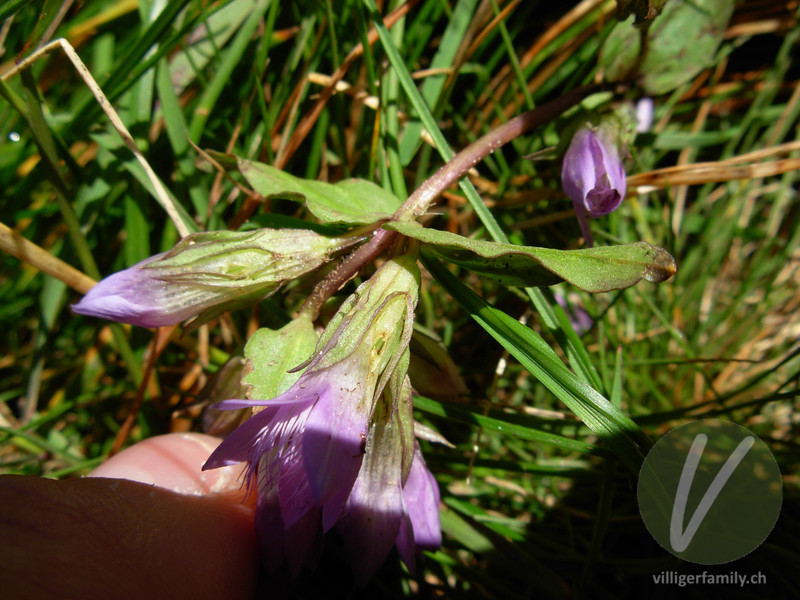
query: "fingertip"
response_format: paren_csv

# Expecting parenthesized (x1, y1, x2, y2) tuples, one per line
(0, 475, 259, 600)
(89, 433, 247, 497)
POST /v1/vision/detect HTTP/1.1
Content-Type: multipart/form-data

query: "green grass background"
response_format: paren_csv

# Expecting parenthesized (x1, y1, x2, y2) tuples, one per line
(1, 0, 799, 597)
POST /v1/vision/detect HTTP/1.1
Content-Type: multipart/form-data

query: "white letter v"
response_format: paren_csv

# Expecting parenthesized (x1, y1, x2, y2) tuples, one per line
(670, 434, 755, 552)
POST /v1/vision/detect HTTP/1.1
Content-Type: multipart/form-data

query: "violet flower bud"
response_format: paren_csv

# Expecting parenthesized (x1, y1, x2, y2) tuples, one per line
(554, 292, 593, 336)
(71, 229, 358, 328)
(336, 366, 440, 584)
(636, 97, 654, 133)
(561, 125, 627, 247)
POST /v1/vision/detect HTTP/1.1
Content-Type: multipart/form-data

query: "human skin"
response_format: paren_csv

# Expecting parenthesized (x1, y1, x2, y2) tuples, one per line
(0, 433, 259, 600)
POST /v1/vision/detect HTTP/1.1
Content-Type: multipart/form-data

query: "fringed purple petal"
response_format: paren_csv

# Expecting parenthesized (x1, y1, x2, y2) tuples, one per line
(336, 428, 405, 585)
(202, 407, 277, 470)
(283, 507, 323, 577)
(302, 360, 370, 507)
(402, 449, 441, 551)
(275, 405, 318, 528)
(212, 398, 269, 410)
(204, 372, 321, 471)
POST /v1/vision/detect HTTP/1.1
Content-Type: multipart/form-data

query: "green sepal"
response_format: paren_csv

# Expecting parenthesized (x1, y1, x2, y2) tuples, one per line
(242, 315, 319, 400)
(305, 254, 421, 372)
(148, 229, 358, 287)
(408, 327, 469, 401)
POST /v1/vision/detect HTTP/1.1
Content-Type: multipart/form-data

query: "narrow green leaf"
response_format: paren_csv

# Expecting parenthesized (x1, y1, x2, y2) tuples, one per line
(611, 346, 624, 408)
(0, 0, 35, 23)
(439, 505, 494, 553)
(168, 0, 257, 95)
(239, 158, 402, 224)
(187, 0, 272, 142)
(398, 0, 479, 164)
(69, 0, 195, 136)
(27, 0, 63, 49)
(387, 221, 677, 292)
(413, 396, 600, 455)
(124, 196, 150, 266)
(423, 256, 649, 474)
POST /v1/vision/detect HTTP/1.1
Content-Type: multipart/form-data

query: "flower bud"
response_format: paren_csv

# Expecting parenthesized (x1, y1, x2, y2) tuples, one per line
(71, 229, 358, 327)
(561, 124, 627, 246)
(636, 97, 654, 133)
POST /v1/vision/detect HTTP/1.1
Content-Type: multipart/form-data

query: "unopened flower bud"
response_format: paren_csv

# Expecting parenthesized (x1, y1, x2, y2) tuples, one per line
(72, 229, 358, 327)
(636, 97, 654, 133)
(561, 124, 627, 246)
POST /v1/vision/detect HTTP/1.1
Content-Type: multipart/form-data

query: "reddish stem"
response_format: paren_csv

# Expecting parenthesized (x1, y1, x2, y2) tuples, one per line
(301, 84, 600, 318)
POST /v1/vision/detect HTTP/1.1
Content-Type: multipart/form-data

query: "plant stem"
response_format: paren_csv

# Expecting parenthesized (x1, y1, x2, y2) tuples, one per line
(395, 84, 598, 220)
(299, 226, 395, 319)
(301, 84, 599, 319)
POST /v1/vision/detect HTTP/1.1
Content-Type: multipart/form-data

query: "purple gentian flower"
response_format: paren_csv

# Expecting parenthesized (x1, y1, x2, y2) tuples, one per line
(561, 126, 627, 247)
(335, 376, 441, 583)
(203, 256, 440, 580)
(554, 292, 593, 336)
(636, 97, 654, 133)
(71, 229, 357, 328)
(203, 349, 376, 575)
(71, 252, 197, 327)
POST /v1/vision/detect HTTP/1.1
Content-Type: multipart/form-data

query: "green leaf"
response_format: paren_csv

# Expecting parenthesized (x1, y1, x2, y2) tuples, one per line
(168, 0, 258, 95)
(423, 256, 649, 474)
(600, 0, 735, 95)
(124, 197, 150, 266)
(398, 0, 479, 165)
(614, 0, 668, 25)
(413, 396, 601, 455)
(408, 328, 469, 399)
(386, 221, 676, 292)
(243, 316, 319, 400)
(239, 158, 402, 224)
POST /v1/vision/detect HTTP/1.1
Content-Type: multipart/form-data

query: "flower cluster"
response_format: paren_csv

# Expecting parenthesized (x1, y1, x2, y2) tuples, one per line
(73, 226, 443, 582)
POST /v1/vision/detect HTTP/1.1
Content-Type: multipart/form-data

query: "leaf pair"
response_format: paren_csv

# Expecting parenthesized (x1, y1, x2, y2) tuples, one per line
(242, 159, 676, 292)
